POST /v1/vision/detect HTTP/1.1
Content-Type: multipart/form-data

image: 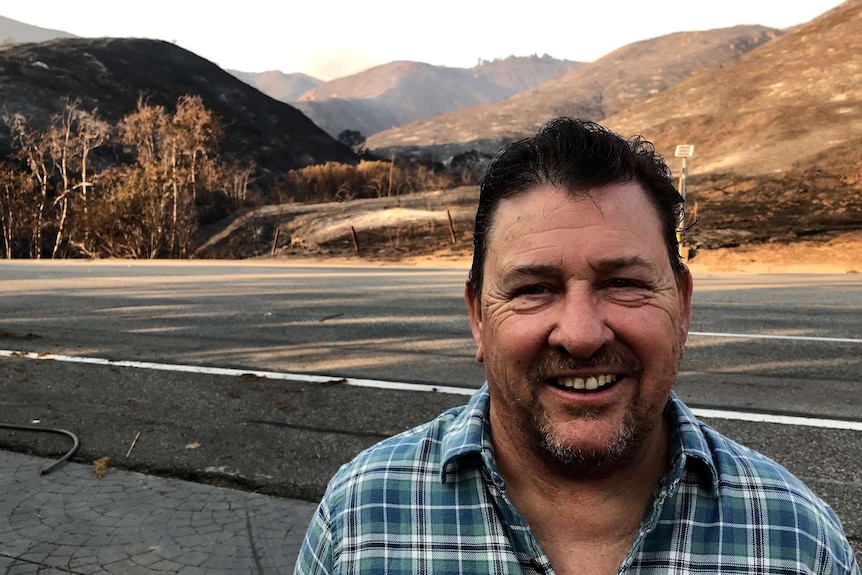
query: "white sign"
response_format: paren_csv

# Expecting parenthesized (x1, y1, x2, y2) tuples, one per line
(675, 144, 694, 158)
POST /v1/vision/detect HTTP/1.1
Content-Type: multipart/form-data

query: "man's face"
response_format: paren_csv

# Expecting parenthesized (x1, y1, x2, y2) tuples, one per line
(465, 183, 692, 476)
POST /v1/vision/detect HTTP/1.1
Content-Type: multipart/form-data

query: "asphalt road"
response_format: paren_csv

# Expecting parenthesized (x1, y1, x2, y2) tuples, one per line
(1, 260, 860, 552)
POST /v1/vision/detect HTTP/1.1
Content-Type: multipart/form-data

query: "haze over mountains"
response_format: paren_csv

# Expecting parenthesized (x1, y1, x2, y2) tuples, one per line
(0, 14, 76, 43)
(290, 56, 582, 138)
(227, 69, 323, 102)
(1, 3, 860, 210)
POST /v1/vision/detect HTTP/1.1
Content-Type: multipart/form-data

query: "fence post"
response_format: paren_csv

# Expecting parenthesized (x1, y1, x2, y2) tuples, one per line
(270, 228, 280, 255)
(447, 210, 456, 244)
(350, 226, 360, 252)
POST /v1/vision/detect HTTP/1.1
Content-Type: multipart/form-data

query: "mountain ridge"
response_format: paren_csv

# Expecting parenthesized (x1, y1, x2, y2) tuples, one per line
(227, 69, 323, 102)
(365, 25, 781, 158)
(604, 0, 862, 177)
(0, 37, 356, 181)
(0, 14, 76, 43)
(291, 56, 581, 138)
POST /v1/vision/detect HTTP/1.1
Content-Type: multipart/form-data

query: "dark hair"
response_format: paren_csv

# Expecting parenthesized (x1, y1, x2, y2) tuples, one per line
(468, 117, 685, 297)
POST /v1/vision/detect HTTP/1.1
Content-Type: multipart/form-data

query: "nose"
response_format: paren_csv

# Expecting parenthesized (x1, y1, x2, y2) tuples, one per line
(547, 287, 613, 358)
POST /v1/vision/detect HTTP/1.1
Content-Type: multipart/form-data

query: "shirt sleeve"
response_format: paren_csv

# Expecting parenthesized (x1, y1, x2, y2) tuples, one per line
(845, 551, 860, 575)
(293, 497, 334, 575)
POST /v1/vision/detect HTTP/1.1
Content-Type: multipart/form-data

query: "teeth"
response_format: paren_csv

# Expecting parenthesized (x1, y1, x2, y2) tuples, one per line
(556, 374, 618, 391)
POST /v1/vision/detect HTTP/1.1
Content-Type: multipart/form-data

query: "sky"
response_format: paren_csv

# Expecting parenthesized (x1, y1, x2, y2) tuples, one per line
(2, 1, 848, 81)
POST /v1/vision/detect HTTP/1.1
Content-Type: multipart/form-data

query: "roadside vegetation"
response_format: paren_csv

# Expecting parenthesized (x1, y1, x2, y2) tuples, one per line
(0, 97, 478, 260)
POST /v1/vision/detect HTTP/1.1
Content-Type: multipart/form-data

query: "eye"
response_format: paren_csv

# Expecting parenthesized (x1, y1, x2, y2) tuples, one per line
(514, 284, 549, 297)
(602, 278, 654, 305)
(507, 283, 556, 311)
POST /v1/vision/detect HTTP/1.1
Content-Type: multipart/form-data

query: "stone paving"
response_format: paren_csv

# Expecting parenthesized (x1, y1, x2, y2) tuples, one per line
(0, 450, 318, 574)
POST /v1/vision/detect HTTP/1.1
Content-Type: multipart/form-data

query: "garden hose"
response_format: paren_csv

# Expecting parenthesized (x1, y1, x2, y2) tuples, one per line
(0, 422, 80, 475)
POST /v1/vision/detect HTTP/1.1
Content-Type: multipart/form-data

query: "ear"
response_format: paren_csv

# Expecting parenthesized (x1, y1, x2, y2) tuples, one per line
(678, 264, 694, 341)
(464, 281, 484, 363)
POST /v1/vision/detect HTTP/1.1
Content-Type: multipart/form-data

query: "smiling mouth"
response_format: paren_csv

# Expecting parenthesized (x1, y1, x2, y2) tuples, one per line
(552, 374, 620, 393)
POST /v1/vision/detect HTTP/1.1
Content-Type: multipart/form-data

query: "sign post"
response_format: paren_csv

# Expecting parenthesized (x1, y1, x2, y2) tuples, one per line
(674, 144, 694, 200)
(674, 145, 694, 257)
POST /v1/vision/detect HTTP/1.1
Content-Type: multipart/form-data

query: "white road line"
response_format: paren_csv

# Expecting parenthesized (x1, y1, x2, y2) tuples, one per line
(690, 331, 862, 344)
(689, 408, 862, 431)
(3, 349, 861, 432)
(0, 350, 476, 396)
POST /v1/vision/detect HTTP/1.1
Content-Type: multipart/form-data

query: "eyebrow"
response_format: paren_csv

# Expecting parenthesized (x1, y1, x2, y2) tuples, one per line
(500, 263, 561, 284)
(590, 255, 658, 275)
(501, 256, 658, 283)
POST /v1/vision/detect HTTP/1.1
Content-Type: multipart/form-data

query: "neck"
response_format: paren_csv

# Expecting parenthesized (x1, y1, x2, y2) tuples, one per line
(491, 413, 671, 533)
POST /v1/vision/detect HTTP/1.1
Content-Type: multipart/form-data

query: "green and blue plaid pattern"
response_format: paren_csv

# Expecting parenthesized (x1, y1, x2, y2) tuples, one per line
(295, 386, 859, 575)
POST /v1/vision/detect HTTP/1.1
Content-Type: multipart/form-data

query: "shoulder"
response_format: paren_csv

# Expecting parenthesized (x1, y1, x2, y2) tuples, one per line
(323, 402, 469, 503)
(669, 394, 839, 518)
(669, 398, 857, 573)
(698, 422, 837, 518)
(705, 425, 857, 572)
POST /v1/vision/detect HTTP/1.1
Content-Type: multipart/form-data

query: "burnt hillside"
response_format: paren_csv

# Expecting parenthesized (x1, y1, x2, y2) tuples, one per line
(366, 25, 780, 159)
(0, 37, 356, 180)
(606, 0, 862, 177)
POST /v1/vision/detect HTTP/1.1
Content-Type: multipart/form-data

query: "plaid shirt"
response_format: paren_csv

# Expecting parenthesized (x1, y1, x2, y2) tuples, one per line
(295, 386, 859, 575)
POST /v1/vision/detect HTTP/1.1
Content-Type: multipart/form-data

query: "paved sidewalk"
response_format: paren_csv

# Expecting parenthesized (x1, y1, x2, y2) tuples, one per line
(0, 450, 317, 574)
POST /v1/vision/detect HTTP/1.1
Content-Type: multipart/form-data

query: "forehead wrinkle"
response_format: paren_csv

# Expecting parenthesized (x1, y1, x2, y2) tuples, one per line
(540, 186, 600, 222)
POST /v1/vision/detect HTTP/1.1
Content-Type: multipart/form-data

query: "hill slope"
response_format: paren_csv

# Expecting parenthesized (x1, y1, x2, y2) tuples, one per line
(228, 69, 323, 102)
(0, 38, 356, 180)
(203, 6, 862, 261)
(0, 14, 76, 43)
(293, 56, 581, 138)
(605, 0, 862, 177)
(366, 26, 780, 159)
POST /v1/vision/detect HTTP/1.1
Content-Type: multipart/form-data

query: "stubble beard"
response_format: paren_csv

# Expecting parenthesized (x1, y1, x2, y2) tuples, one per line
(533, 402, 642, 478)
(518, 347, 664, 478)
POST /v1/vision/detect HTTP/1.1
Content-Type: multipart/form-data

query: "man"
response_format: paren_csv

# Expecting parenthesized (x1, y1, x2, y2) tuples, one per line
(294, 118, 859, 575)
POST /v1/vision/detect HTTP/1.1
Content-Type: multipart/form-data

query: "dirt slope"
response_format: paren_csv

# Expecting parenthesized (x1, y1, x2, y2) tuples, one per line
(196, 186, 861, 274)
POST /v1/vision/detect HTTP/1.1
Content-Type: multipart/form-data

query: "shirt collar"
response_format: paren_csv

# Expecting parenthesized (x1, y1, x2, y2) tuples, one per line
(439, 384, 492, 482)
(439, 384, 719, 491)
(664, 391, 720, 491)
